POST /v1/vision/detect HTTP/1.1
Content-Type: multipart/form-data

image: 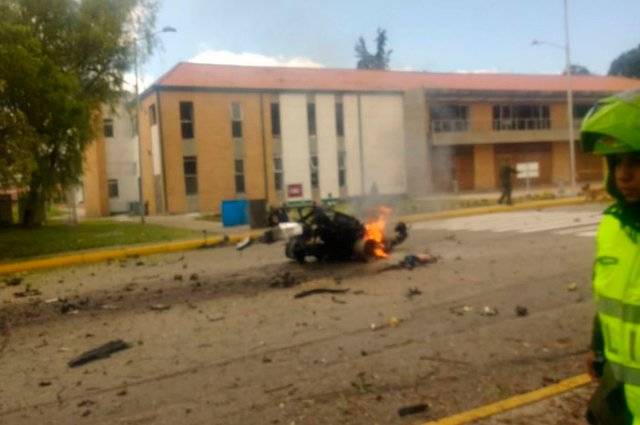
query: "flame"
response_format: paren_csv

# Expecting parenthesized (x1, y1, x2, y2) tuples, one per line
(364, 206, 392, 259)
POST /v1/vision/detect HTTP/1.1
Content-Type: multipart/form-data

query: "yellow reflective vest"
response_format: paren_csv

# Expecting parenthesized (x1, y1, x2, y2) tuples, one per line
(594, 207, 640, 420)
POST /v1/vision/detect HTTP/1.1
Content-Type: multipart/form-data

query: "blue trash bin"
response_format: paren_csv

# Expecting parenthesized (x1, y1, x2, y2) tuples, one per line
(221, 200, 249, 227)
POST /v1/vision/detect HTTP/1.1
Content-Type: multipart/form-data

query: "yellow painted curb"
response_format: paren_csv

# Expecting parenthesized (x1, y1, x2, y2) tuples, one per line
(402, 197, 590, 224)
(0, 231, 262, 276)
(422, 374, 592, 425)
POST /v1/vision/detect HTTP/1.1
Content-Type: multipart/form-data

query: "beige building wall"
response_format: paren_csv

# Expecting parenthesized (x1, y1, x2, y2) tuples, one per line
(343, 95, 363, 196)
(280, 93, 312, 202)
(315, 94, 340, 199)
(360, 94, 407, 195)
(403, 89, 431, 195)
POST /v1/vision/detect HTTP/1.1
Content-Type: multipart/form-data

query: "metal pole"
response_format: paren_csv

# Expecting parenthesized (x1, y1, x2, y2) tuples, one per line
(134, 38, 145, 224)
(564, 0, 577, 192)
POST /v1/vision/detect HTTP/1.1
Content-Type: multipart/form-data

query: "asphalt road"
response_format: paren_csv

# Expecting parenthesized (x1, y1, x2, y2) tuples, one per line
(0, 204, 603, 425)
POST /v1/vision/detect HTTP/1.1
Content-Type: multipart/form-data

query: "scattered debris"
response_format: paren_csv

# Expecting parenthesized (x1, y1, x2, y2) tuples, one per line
(101, 304, 118, 310)
(5, 276, 23, 287)
(77, 400, 95, 407)
(360, 350, 368, 357)
(397, 403, 429, 417)
(189, 273, 199, 281)
(236, 237, 253, 251)
(262, 356, 272, 363)
(68, 340, 132, 368)
(39, 381, 52, 387)
(331, 296, 347, 304)
(13, 284, 41, 298)
(59, 299, 79, 314)
(350, 372, 374, 394)
(480, 306, 498, 316)
(150, 304, 170, 311)
(450, 305, 473, 316)
(270, 272, 298, 288)
(515, 306, 529, 317)
(81, 410, 91, 417)
(406, 287, 422, 299)
(44, 298, 59, 304)
(380, 254, 437, 272)
(388, 316, 401, 327)
(174, 274, 183, 281)
(206, 315, 225, 322)
(135, 261, 145, 266)
(116, 389, 128, 396)
(567, 282, 578, 291)
(294, 288, 349, 299)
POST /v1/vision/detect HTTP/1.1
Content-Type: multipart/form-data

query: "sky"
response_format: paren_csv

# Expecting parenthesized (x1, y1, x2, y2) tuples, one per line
(135, 0, 640, 89)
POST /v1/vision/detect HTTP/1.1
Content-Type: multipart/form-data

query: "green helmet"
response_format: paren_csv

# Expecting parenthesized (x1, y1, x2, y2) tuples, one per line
(581, 89, 640, 155)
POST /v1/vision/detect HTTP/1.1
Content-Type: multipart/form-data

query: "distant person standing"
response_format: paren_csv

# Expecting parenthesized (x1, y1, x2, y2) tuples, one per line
(498, 161, 517, 205)
(581, 90, 640, 425)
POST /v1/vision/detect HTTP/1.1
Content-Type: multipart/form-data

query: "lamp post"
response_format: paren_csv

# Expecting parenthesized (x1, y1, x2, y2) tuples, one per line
(134, 25, 176, 224)
(532, 0, 576, 193)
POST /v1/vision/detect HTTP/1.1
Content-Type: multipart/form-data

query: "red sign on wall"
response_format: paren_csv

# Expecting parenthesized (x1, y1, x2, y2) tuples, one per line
(287, 184, 303, 198)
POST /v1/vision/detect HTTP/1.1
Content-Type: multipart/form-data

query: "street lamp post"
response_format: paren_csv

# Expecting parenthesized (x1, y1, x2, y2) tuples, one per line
(532, 0, 577, 193)
(134, 26, 176, 224)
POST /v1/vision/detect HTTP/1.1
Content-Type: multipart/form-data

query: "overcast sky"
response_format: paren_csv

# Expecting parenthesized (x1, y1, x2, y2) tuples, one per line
(133, 0, 640, 89)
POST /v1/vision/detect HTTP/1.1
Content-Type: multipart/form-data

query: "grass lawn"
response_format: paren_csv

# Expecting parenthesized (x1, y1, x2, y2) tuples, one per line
(0, 220, 200, 262)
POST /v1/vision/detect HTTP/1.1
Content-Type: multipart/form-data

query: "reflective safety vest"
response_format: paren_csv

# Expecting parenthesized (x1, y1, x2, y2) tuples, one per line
(594, 210, 640, 419)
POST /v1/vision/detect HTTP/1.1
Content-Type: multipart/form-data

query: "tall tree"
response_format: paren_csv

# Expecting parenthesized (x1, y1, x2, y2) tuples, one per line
(608, 44, 640, 78)
(355, 28, 392, 70)
(0, 0, 158, 227)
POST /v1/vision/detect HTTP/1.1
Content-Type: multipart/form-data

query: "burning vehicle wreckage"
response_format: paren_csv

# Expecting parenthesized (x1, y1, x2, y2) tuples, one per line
(246, 205, 409, 263)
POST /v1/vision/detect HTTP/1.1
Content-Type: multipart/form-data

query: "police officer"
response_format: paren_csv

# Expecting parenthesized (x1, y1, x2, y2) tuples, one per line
(498, 160, 517, 205)
(581, 89, 640, 425)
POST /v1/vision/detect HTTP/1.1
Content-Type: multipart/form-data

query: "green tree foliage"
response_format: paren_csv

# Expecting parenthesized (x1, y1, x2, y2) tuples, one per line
(608, 44, 640, 78)
(565, 64, 591, 75)
(355, 28, 392, 70)
(0, 0, 158, 227)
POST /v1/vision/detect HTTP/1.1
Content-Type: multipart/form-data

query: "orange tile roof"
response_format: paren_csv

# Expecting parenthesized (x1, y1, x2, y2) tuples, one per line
(154, 62, 640, 94)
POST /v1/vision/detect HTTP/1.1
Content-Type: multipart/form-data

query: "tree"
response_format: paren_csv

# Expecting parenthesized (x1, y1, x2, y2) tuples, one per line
(354, 28, 392, 70)
(564, 64, 591, 75)
(0, 0, 158, 227)
(608, 44, 640, 78)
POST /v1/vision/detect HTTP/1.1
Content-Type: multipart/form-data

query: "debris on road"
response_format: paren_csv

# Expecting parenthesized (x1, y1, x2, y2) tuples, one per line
(480, 306, 499, 316)
(406, 287, 422, 299)
(13, 284, 41, 298)
(236, 237, 253, 251)
(380, 254, 437, 272)
(294, 288, 350, 299)
(150, 304, 170, 311)
(189, 273, 199, 281)
(397, 403, 429, 417)
(450, 305, 473, 316)
(39, 381, 52, 387)
(331, 296, 347, 304)
(388, 316, 401, 327)
(68, 340, 131, 368)
(515, 305, 529, 317)
(567, 282, 578, 291)
(269, 272, 298, 288)
(4, 276, 23, 287)
(173, 274, 183, 281)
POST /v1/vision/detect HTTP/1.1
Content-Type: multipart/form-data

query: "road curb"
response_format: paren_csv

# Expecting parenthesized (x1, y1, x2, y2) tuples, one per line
(0, 232, 262, 276)
(0, 197, 594, 276)
(422, 374, 592, 425)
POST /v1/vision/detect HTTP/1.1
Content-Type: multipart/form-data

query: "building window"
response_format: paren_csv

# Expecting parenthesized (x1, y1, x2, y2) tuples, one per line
(180, 101, 194, 139)
(234, 159, 245, 194)
(183, 156, 198, 195)
(270, 102, 281, 137)
(430, 105, 468, 133)
(108, 179, 119, 198)
(492, 104, 550, 131)
(335, 102, 344, 137)
(338, 151, 347, 188)
(310, 155, 319, 189)
(307, 102, 316, 136)
(274, 157, 284, 191)
(103, 119, 114, 138)
(231, 102, 243, 138)
(149, 104, 157, 125)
